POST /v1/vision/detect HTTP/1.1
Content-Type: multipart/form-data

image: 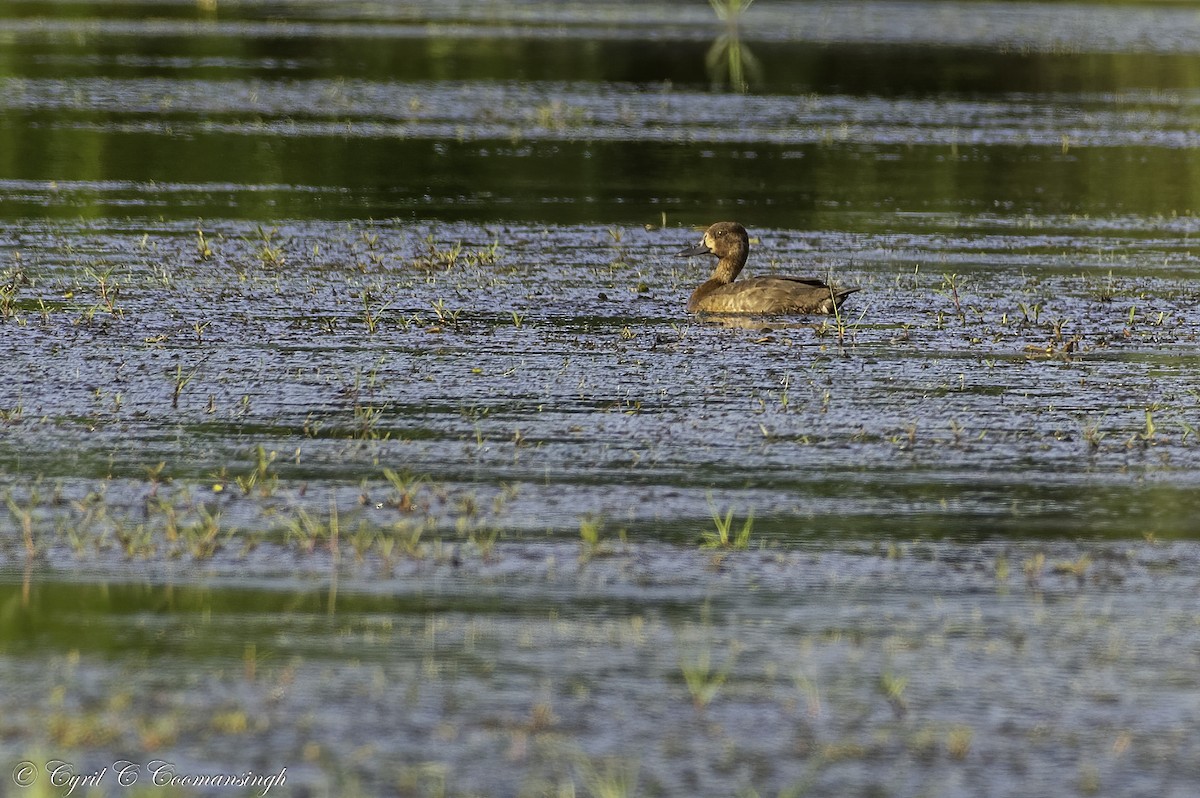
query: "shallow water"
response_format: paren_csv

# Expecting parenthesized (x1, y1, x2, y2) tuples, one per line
(3, 1, 1200, 796)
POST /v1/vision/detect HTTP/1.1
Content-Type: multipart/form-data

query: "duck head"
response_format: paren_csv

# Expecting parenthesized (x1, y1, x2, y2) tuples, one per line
(676, 221, 750, 282)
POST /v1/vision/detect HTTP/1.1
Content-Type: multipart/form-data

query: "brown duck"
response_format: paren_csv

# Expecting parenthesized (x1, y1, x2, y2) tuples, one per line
(677, 221, 860, 314)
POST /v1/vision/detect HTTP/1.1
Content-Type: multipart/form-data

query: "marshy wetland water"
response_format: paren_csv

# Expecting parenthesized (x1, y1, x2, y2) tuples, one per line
(5, 1, 1200, 796)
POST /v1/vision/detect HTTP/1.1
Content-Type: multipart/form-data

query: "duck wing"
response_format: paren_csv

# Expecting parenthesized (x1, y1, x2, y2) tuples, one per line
(697, 276, 859, 315)
(771, 276, 832, 289)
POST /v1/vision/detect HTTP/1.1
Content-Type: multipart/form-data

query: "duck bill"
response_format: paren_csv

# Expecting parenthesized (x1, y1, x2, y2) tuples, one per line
(676, 241, 712, 257)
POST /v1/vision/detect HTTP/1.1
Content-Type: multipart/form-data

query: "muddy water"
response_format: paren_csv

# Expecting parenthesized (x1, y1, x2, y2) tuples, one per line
(2, 1, 1200, 796)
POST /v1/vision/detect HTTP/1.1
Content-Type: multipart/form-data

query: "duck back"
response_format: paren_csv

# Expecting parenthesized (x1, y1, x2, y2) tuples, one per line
(691, 276, 859, 315)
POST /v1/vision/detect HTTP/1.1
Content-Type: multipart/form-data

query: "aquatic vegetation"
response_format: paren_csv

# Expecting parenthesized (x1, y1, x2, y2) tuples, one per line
(678, 632, 739, 710)
(346, 525, 376, 563)
(113, 516, 155, 557)
(578, 514, 603, 551)
(828, 292, 867, 351)
(1017, 301, 1044, 326)
(284, 503, 342, 554)
(344, 365, 390, 440)
(532, 100, 589, 131)
(470, 238, 502, 267)
(252, 225, 286, 268)
(578, 514, 624, 561)
(359, 289, 391, 334)
(411, 234, 464, 271)
(572, 754, 640, 798)
(1138, 410, 1157, 443)
(993, 551, 1011, 584)
(235, 445, 279, 496)
(878, 669, 909, 717)
(381, 467, 430, 513)
(4, 490, 36, 555)
(428, 297, 461, 328)
(937, 272, 965, 318)
(382, 518, 431, 560)
(169, 363, 199, 409)
(180, 507, 226, 558)
(1088, 271, 1119, 303)
(195, 226, 214, 261)
(1051, 554, 1092, 579)
(701, 496, 754, 550)
(1023, 552, 1047, 585)
(464, 524, 499, 560)
(946, 725, 974, 759)
(707, 0, 761, 92)
(0, 264, 23, 320)
(81, 265, 123, 318)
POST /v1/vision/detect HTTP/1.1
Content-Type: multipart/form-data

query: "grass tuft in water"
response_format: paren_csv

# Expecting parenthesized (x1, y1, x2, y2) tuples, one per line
(679, 635, 740, 710)
(1051, 554, 1092, 579)
(382, 467, 429, 512)
(701, 494, 754, 549)
(195, 225, 214, 260)
(937, 272, 965, 318)
(236, 445, 278, 496)
(532, 100, 589, 131)
(181, 507, 226, 558)
(578, 514, 624, 561)
(579, 514, 603, 552)
(946, 725, 974, 759)
(83, 265, 123, 317)
(284, 501, 349, 555)
(879, 669, 909, 717)
(411, 234, 463, 270)
(5, 489, 37, 555)
(360, 289, 392, 334)
(428, 298, 461, 329)
(0, 262, 25, 320)
(253, 225, 286, 268)
(572, 754, 640, 798)
(170, 363, 199, 409)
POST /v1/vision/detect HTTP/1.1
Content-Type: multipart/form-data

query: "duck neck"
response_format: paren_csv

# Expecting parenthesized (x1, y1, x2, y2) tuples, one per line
(711, 251, 746, 284)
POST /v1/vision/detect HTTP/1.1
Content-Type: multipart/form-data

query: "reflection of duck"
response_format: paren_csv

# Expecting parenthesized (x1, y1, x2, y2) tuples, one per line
(677, 222, 860, 315)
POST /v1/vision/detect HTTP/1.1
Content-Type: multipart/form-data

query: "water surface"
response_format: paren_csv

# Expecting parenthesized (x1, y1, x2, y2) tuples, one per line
(2, 1, 1200, 796)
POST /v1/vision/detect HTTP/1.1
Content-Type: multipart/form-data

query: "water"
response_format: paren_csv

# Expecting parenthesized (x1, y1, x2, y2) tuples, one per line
(3, 1, 1200, 796)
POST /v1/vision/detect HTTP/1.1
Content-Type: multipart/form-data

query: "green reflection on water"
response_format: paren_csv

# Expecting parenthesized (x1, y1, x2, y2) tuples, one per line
(0, 573, 528, 659)
(4, 133, 1200, 225)
(2, 4, 1200, 224)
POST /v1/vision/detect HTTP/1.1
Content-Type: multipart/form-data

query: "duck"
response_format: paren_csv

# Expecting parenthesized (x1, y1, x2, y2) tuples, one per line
(677, 221, 860, 315)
